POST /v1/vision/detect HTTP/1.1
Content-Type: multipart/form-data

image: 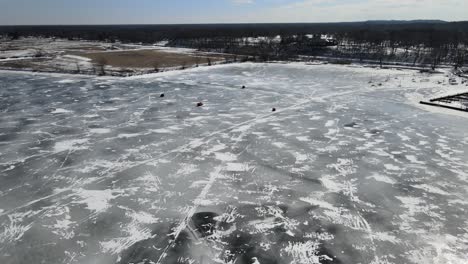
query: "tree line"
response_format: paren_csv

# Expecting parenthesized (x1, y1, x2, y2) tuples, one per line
(1, 21, 468, 68)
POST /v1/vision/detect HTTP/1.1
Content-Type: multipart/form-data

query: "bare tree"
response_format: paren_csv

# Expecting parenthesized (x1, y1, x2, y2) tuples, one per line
(430, 47, 441, 70)
(377, 44, 385, 68)
(454, 46, 465, 70)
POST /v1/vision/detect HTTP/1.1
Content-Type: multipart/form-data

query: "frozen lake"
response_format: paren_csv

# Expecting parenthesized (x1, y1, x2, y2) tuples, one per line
(0, 63, 467, 264)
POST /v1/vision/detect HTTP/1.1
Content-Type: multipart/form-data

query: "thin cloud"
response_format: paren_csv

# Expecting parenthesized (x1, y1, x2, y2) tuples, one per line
(231, 0, 254, 4)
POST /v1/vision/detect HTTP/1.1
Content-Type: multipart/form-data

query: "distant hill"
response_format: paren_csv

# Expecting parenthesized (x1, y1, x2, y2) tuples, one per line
(364, 20, 448, 25)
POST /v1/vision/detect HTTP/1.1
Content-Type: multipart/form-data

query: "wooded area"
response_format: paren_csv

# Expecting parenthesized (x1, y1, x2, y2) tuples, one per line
(2, 21, 468, 68)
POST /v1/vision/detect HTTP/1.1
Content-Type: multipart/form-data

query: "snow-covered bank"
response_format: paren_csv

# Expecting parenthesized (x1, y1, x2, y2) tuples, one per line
(0, 37, 235, 77)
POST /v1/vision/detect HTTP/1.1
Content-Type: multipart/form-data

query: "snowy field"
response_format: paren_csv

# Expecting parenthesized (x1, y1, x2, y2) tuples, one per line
(0, 63, 467, 264)
(0, 38, 228, 76)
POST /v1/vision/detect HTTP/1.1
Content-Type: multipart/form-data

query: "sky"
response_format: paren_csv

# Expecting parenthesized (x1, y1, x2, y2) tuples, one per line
(0, 0, 467, 25)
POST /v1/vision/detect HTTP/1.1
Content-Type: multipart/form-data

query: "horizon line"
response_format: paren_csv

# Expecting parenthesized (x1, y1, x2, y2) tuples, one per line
(2, 19, 468, 27)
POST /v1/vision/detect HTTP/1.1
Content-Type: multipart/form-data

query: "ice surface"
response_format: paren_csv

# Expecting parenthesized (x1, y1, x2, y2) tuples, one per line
(0, 63, 467, 264)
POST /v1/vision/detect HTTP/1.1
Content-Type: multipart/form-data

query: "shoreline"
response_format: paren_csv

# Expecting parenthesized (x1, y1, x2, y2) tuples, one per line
(0, 60, 235, 78)
(0, 58, 456, 78)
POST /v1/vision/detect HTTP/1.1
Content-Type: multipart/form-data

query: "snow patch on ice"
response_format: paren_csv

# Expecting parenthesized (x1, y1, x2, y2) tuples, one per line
(367, 173, 396, 184)
(51, 108, 73, 114)
(214, 152, 237, 162)
(406, 155, 425, 164)
(412, 184, 450, 196)
(54, 139, 89, 152)
(56, 79, 78, 84)
(89, 128, 111, 134)
(384, 164, 402, 171)
(73, 189, 119, 212)
(284, 241, 332, 264)
(225, 163, 250, 172)
(0, 219, 33, 244)
(100, 223, 153, 255)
